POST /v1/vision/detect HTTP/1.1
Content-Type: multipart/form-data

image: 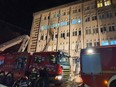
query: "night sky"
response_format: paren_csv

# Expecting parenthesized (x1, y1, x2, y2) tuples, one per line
(0, 0, 77, 34)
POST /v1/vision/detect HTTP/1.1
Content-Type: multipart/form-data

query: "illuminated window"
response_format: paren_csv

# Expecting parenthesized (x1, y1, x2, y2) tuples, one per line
(77, 18, 81, 24)
(104, 0, 111, 6)
(72, 19, 77, 24)
(102, 40, 109, 46)
(110, 40, 116, 45)
(61, 22, 67, 26)
(97, 0, 103, 8)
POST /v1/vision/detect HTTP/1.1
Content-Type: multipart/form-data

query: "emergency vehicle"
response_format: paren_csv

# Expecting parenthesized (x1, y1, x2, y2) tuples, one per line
(80, 45, 116, 87)
(0, 51, 70, 86)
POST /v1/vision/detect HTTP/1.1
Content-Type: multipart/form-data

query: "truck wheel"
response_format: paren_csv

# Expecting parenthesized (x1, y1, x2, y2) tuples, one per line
(5, 73, 14, 86)
(110, 80, 116, 87)
(34, 78, 45, 87)
(0, 72, 5, 84)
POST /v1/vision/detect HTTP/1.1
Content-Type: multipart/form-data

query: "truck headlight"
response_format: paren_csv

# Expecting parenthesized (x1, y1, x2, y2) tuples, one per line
(55, 75, 62, 80)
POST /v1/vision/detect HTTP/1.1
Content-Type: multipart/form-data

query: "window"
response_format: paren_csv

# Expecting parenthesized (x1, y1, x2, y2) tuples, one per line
(77, 18, 81, 24)
(56, 23, 60, 28)
(78, 9, 81, 12)
(102, 40, 109, 46)
(94, 42, 100, 46)
(86, 42, 92, 47)
(45, 36, 47, 40)
(51, 24, 54, 28)
(72, 19, 77, 24)
(92, 15, 97, 21)
(110, 40, 116, 45)
(100, 27, 107, 33)
(104, 0, 111, 6)
(72, 30, 78, 36)
(61, 22, 67, 26)
(78, 30, 81, 35)
(86, 30, 89, 35)
(61, 33, 65, 39)
(85, 17, 90, 22)
(93, 28, 98, 34)
(52, 35, 54, 40)
(97, 0, 103, 8)
(109, 26, 115, 32)
(41, 35, 44, 40)
(73, 9, 77, 13)
(86, 28, 91, 35)
(44, 17, 46, 20)
(55, 34, 58, 39)
(67, 32, 70, 37)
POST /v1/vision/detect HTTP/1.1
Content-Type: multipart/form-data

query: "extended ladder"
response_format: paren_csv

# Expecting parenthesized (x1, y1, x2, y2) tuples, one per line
(0, 35, 30, 52)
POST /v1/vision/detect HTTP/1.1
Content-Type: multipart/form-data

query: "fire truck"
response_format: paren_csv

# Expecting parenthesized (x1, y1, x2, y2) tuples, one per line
(80, 45, 116, 87)
(0, 51, 70, 86)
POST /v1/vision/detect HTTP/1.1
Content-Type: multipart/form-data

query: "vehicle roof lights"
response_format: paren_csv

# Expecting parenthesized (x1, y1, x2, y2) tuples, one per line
(87, 48, 94, 54)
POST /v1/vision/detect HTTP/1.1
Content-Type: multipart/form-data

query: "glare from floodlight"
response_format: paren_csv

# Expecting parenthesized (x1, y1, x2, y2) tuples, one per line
(87, 49, 93, 54)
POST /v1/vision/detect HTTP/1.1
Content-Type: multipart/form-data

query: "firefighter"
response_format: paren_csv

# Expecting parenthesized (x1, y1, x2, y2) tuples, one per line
(39, 67, 49, 87)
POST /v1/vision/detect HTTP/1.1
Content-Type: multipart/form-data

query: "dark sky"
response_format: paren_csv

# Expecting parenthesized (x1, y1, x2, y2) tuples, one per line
(0, 0, 77, 34)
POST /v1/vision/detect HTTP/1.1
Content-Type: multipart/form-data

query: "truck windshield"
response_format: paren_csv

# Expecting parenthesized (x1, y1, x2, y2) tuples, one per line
(59, 56, 70, 66)
(82, 53, 102, 74)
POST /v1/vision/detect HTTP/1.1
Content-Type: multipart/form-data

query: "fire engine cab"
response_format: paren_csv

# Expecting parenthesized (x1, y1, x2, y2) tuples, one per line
(80, 45, 116, 87)
(0, 51, 70, 87)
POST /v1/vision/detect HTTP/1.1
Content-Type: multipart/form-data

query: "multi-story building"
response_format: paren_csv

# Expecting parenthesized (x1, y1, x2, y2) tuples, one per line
(28, 0, 116, 72)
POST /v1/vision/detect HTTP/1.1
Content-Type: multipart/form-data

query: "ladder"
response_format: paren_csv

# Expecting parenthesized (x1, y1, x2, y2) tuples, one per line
(0, 35, 30, 52)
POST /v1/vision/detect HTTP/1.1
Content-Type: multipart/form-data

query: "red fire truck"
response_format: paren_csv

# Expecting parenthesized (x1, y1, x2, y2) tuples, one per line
(0, 51, 70, 86)
(80, 45, 116, 87)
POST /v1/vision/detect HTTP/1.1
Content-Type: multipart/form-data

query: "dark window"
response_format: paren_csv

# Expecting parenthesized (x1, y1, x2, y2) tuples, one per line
(78, 9, 81, 12)
(89, 29, 91, 34)
(41, 35, 44, 40)
(44, 17, 47, 20)
(75, 31, 77, 36)
(100, 27, 107, 33)
(73, 31, 75, 36)
(85, 17, 90, 22)
(112, 26, 115, 31)
(45, 36, 47, 40)
(62, 33, 65, 39)
(100, 27, 103, 33)
(55, 34, 58, 38)
(61, 33, 63, 38)
(92, 15, 97, 21)
(52, 35, 54, 40)
(96, 28, 98, 33)
(109, 26, 115, 32)
(79, 31, 81, 35)
(67, 32, 70, 37)
(48, 16, 50, 19)
(103, 27, 107, 31)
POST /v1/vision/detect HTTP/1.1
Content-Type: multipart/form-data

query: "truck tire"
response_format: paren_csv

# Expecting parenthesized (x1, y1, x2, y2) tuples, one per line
(0, 72, 5, 85)
(5, 73, 14, 86)
(110, 80, 116, 87)
(34, 78, 45, 87)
